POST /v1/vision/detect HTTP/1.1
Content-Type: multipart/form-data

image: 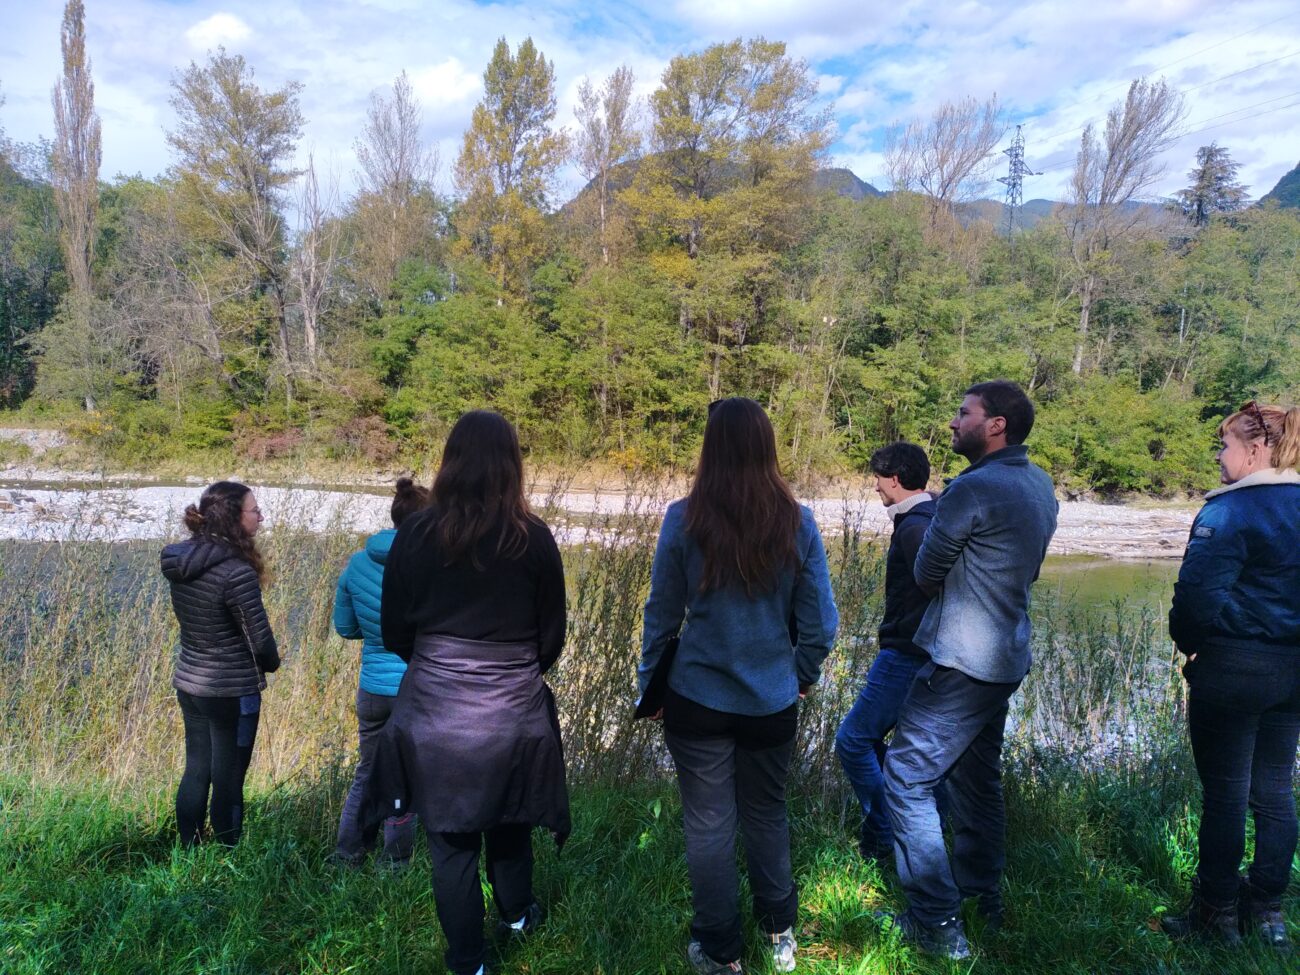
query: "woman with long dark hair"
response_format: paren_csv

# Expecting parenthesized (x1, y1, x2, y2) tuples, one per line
(380, 411, 568, 975)
(639, 398, 839, 975)
(1162, 401, 1300, 951)
(161, 480, 279, 846)
(330, 477, 429, 868)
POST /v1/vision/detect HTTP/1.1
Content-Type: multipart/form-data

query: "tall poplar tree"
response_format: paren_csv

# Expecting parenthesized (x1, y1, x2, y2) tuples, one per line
(454, 37, 566, 296)
(51, 0, 100, 300)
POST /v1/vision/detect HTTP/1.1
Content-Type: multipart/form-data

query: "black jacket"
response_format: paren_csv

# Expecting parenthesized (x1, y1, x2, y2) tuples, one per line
(878, 496, 936, 657)
(161, 538, 280, 697)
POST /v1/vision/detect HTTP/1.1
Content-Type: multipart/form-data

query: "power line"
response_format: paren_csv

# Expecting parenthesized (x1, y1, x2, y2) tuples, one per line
(1180, 48, 1300, 94)
(1174, 96, 1300, 143)
(1021, 34, 1300, 158)
(1089, 12, 1298, 100)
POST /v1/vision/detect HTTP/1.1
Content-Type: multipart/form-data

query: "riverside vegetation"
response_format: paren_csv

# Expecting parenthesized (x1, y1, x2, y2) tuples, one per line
(0, 495, 1294, 974)
(5, 21, 1300, 497)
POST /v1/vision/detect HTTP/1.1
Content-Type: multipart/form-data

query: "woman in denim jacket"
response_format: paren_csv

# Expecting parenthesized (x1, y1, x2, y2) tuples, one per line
(639, 398, 838, 975)
(1162, 401, 1300, 951)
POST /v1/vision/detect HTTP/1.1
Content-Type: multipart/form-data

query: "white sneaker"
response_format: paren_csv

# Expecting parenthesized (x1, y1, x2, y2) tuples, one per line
(769, 927, 796, 972)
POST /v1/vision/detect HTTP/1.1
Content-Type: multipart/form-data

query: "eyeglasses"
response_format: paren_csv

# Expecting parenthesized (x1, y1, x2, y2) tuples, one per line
(1241, 400, 1275, 445)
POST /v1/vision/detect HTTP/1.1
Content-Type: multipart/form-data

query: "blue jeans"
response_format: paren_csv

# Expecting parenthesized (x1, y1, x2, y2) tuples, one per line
(884, 662, 1020, 925)
(834, 647, 926, 846)
(1184, 647, 1300, 908)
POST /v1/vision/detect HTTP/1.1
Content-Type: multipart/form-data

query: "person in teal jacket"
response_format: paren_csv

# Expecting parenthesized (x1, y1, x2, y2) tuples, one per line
(331, 477, 429, 867)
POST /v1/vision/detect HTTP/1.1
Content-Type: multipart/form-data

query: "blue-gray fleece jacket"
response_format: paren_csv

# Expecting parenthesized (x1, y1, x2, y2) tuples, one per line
(1169, 469, 1300, 656)
(333, 528, 408, 696)
(639, 500, 839, 716)
(913, 444, 1058, 683)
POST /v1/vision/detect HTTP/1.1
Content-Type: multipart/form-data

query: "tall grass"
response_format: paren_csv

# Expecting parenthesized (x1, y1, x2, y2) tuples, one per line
(1, 492, 1292, 973)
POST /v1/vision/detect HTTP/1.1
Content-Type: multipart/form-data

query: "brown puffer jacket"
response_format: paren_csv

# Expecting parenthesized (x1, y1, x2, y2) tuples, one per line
(161, 538, 280, 697)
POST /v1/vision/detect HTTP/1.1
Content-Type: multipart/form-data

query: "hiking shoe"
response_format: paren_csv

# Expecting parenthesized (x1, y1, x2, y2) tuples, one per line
(1239, 883, 1291, 952)
(496, 901, 544, 940)
(876, 910, 971, 960)
(971, 894, 1003, 934)
(768, 927, 796, 972)
(1159, 881, 1241, 946)
(687, 940, 743, 974)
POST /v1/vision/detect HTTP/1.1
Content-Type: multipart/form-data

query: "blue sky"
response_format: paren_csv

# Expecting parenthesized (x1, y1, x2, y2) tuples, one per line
(3, 0, 1299, 205)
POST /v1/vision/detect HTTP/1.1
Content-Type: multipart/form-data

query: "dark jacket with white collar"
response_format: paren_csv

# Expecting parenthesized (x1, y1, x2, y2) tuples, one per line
(1169, 468, 1300, 655)
(879, 493, 937, 657)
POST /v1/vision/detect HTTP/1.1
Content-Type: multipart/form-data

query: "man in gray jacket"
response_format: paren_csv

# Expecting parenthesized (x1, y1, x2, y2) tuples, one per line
(879, 380, 1058, 959)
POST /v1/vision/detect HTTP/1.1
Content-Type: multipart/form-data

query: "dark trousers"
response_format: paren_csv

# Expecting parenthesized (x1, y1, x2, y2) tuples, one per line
(175, 689, 260, 846)
(664, 690, 799, 963)
(1184, 648, 1300, 908)
(426, 824, 534, 975)
(884, 662, 1019, 925)
(835, 647, 927, 845)
(335, 688, 416, 862)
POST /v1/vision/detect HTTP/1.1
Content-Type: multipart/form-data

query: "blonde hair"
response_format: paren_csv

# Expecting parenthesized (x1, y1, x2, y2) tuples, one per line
(1219, 401, 1300, 471)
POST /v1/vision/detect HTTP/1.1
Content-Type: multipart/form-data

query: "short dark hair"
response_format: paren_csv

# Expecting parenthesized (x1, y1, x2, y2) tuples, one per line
(965, 380, 1035, 445)
(869, 441, 930, 490)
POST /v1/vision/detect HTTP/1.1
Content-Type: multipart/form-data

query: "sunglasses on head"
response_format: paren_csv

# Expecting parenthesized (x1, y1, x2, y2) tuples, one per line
(1241, 400, 1276, 446)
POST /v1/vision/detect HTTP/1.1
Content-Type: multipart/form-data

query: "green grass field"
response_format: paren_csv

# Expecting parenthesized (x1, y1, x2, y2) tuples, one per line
(1, 756, 1294, 974)
(1, 511, 1296, 973)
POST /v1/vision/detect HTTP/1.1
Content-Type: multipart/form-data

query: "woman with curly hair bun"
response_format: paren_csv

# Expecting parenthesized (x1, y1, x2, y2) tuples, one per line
(1163, 401, 1300, 952)
(161, 480, 280, 847)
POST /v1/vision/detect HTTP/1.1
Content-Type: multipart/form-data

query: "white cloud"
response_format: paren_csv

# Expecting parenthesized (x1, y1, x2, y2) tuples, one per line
(1, 0, 1297, 205)
(409, 58, 481, 111)
(184, 13, 253, 51)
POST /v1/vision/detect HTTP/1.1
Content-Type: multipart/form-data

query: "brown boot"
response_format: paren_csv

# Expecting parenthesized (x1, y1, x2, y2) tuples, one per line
(1239, 880, 1292, 953)
(1160, 880, 1242, 946)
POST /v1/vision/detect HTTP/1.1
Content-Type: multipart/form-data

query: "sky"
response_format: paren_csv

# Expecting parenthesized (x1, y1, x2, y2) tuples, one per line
(2, 0, 1299, 207)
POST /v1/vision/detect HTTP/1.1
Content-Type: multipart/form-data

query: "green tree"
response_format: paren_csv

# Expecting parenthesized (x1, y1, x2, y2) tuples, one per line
(454, 38, 566, 296)
(0, 131, 65, 407)
(167, 50, 304, 372)
(349, 71, 444, 302)
(574, 65, 640, 267)
(1064, 78, 1185, 375)
(1173, 143, 1248, 227)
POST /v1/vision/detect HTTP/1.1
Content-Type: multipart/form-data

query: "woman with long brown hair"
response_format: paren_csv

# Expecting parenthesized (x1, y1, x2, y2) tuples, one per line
(639, 398, 838, 975)
(380, 411, 568, 975)
(1162, 401, 1300, 952)
(161, 480, 279, 847)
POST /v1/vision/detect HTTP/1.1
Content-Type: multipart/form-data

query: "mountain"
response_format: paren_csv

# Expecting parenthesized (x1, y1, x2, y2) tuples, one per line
(1260, 161, 1300, 208)
(563, 160, 882, 211)
(814, 168, 883, 199)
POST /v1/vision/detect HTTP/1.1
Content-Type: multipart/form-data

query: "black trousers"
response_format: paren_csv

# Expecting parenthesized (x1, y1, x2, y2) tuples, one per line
(175, 689, 260, 846)
(426, 823, 534, 975)
(1184, 647, 1300, 908)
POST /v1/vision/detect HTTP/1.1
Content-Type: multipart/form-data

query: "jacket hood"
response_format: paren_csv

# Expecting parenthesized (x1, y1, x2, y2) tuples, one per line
(161, 538, 238, 582)
(365, 528, 397, 565)
(1203, 467, 1300, 500)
